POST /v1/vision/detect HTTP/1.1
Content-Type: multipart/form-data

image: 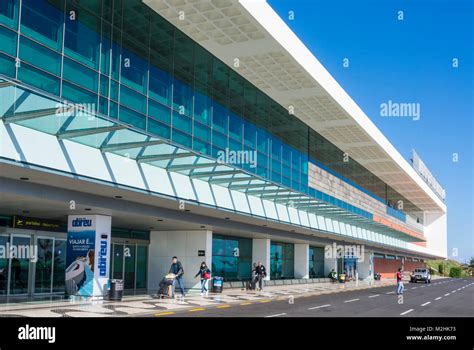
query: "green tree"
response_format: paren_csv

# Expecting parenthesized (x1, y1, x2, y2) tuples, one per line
(438, 263, 444, 275)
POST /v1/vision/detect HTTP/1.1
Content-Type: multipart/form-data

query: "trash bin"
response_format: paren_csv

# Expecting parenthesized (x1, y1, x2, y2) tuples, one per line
(338, 273, 346, 283)
(212, 277, 224, 293)
(108, 279, 124, 301)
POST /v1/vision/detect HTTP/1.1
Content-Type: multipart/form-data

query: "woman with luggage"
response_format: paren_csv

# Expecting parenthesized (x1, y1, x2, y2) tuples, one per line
(194, 262, 211, 296)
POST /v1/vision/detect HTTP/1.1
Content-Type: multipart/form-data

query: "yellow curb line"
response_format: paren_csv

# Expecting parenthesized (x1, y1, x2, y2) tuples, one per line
(189, 308, 205, 312)
(240, 302, 253, 306)
(155, 312, 175, 316)
(217, 304, 231, 308)
(259, 299, 271, 303)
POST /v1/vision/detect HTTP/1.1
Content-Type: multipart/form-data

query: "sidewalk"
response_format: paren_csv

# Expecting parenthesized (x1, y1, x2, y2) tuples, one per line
(0, 279, 398, 317)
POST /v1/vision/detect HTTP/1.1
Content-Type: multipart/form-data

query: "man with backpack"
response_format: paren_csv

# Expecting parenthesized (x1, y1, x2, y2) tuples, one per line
(255, 261, 267, 292)
(169, 256, 185, 298)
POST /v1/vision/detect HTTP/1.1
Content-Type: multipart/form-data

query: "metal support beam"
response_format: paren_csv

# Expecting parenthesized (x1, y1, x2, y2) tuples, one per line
(57, 125, 126, 140)
(208, 177, 255, 185)
(190, 170, 242, 178)
(167, 162, 218, 171)
(137, 152, 195, 163)
(229, 183, 276, 190)
(101, 140, 164, 153)
(3, 107, 59, 124)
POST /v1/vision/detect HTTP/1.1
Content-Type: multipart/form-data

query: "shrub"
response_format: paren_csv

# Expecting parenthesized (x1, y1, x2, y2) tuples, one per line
(449, 267, 463, 278)
(438, 264, 444, 275)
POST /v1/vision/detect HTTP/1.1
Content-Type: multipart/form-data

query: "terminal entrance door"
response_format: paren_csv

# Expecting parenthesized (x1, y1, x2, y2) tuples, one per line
(110, 242, 148, 294)
(0, 232, 67, 298)
(0, 234, 31, 296)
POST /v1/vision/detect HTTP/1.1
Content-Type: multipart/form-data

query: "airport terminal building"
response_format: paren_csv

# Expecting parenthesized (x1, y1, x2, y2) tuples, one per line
(0, 0, 447, 298)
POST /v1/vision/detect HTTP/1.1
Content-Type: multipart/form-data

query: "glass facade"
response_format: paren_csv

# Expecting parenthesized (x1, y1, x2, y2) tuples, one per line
(0, 0, 422, 220)
(309, 246, 325, 278)
(270, 242, 294, 279)
(212, 235, 252, 281)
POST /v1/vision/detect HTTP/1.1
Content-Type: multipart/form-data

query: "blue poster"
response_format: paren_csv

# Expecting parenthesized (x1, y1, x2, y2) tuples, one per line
(65, 230, 96, 297)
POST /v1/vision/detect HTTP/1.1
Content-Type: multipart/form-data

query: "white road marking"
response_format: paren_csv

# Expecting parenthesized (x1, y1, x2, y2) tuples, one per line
(369, 294, 380, 298)
(265, 313, 287, 318)
(386, 291, 395, 294)
(444, 293, 450, 296)
(400, 309, 414, 316)
(344, 298, 359, 303)
(308, 304, 331, 310)
(435, 297, 442, 300)
(421, 302, 431, 306)
(412, 287, 417, 289)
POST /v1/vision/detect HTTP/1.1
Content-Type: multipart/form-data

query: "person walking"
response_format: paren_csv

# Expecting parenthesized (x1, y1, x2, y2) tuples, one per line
(255, 261, 267, 292)
(169, 256, 185, 298)
(396, 267, 405, 295)
(194, 262, 211, 296)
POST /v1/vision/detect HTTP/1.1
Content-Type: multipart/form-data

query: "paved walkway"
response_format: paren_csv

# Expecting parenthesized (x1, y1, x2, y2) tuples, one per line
(0, 279, 400, 317)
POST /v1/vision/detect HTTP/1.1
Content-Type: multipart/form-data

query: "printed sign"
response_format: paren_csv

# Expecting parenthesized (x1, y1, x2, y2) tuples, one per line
(66, 215, 111, 297)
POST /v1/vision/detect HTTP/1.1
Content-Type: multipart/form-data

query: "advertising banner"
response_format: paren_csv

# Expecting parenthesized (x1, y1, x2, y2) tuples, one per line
(66, 215, 111, 297)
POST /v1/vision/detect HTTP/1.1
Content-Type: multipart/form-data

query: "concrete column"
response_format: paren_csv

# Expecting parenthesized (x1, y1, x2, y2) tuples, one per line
(252, 238, 270, 280)
(324, 256, 337, 277)
(294, 243, 309, 279)
(147, 230, 212, 291)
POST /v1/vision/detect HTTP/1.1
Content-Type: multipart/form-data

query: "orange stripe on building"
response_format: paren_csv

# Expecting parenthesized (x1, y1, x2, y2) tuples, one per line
(372, 215, 425, 241)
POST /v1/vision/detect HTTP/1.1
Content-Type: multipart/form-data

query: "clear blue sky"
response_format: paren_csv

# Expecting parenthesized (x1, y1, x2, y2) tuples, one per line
(269, 0, 473, 263)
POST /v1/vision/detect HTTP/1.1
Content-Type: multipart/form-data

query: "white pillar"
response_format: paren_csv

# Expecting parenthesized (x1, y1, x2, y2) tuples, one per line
(252, 238, 270, 280)
(147, 230, 212, 291)
(324, 257, 337, 277)
(294, 243, 309, 279)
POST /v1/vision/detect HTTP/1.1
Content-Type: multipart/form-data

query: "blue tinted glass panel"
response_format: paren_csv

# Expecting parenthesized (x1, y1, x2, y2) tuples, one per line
(172, 129, 192, 148)
(63, 58, 98, 92)
(194, 121, 211, 142)
(212, 101, 228, 133)
(228, 138, 242, 153)
(99, 75, 109, 97)
(21, 0, 63, 51)
(119, 106, 146, 130)
(172, 78, 192, 115)
(149, 66, 171, 106)
(110, 80, 119, 101)
(172, 111, 192, 133)
(243, 121, 256, 147)
(19, 36, 61, 75)
(212, 130, 228, 149)
(229, 112, 242, 140)
(148, 118, 170, 139)
(120, 84, 146, 114)
(120, 48, 148, 94)
(18, 63, 59, 95)
(148, 99, 171, 124)
(62, 80, 96, 105)
(194, 91, 211, 125)
(0, 26, 16, 56)
(0, 0, 19, 29)
(99, 96, 108, 115)
(64, 8, 100, 69)
(0, 53, 15, 77)
(193, 139, 210, 155)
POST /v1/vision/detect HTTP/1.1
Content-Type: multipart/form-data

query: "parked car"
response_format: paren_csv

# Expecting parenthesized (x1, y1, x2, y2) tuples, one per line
(410, 268, 431, 283)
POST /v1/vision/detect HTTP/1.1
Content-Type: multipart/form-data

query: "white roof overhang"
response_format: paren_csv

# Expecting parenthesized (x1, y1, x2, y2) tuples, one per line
(143, 0, 446, 213)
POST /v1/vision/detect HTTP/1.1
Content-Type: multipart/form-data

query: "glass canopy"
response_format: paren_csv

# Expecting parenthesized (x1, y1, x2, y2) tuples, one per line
(0, 77, 424, 243)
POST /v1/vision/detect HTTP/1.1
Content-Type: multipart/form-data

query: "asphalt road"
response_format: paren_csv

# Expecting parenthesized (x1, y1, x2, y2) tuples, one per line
(151, 278, 474, 317)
